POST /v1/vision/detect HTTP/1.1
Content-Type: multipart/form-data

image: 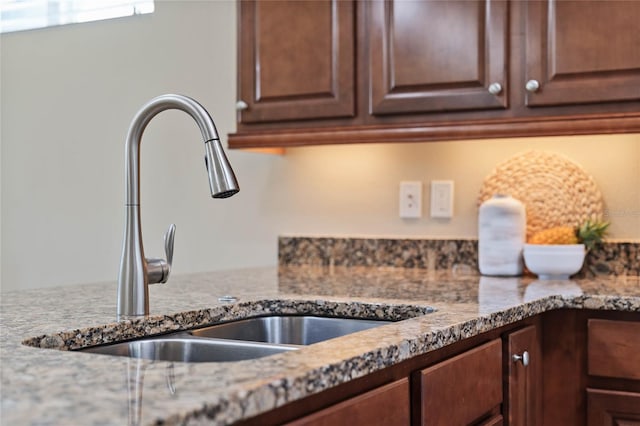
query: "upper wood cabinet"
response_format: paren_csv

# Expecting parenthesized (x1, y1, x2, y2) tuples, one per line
(368, 0, 508, 115)
(237, 0, 355, 123)
(229, 0, 640, 149)
(525, 0, 640, 107)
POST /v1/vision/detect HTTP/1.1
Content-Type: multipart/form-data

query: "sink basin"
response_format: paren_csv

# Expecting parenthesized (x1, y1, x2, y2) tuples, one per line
(81, 335, 298, 363)
(189, 315, 392, 345)
(79, 316, 392, 363)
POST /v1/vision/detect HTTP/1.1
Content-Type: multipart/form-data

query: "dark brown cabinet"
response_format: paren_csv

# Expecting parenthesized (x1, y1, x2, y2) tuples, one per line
(418, 339, 503, 425)
(542, 312, 640, 425)
(285, 378, 410, 426)
(242, 335, 521, 425)
(504, 325, 541, 426)
(368, 0, 508, 115)
(237, 0, 355, 123)
(587, 389, 640, 426)
(230, 0, 640, 148)
(240, 311, 639, 426)
(525, 0, 640, 107)
(585, 319, 640, 426)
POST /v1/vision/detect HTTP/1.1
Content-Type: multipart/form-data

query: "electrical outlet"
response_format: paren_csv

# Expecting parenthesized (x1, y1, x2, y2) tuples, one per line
(399, 181, 422, 218)
(430, 180, 454, 218)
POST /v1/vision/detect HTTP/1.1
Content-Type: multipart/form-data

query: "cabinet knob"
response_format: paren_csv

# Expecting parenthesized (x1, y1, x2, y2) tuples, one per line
(235, 100, 249, 111)
(525, 80, 540, 93)
(512, 351, 530, 367)
(488, 82, 503, 95)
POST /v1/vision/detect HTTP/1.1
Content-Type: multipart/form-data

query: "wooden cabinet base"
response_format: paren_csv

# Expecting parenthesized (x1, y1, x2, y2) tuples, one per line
(587, 389, 640, 426)
(419, 339, 502, 425)
(285, 378, 410, 426)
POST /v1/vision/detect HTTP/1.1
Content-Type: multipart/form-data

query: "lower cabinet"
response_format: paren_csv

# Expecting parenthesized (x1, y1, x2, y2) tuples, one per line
(586, 319, 640, 426)
(587, 389, 640, 425)
(542, 311, 640, 425)
(587, 319, 640, 381)
(242, 311, 639, 426)
(285, 378, 410, 426)
(418, 339, 503, 425)
(504, 325, 541, 426)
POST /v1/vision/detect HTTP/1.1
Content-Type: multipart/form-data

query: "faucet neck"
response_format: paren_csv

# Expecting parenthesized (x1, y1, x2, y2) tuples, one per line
(124, 94, 220, 206)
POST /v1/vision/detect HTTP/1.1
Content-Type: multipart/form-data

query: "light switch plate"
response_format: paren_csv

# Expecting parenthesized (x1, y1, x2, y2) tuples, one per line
(430, 180, 454, 218)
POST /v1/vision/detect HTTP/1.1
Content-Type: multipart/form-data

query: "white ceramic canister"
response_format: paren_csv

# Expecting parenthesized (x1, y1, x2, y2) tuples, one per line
(478, 194, 526, 276)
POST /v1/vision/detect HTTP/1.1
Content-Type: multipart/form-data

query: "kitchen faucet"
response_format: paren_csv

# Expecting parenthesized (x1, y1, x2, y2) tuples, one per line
(117, 94, 239, 320)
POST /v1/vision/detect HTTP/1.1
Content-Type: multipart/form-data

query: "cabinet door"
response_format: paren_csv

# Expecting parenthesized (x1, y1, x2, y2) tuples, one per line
(525, 0, 640, 107)
(237, 0, 355, 123)
(588, 319, 640, 380)
(368, 0, 508, 115)
(505, 325, 541, 426)
(587, 389, 640, 426)
(285, 378, 410, 426)
(419, 339, 502, 425)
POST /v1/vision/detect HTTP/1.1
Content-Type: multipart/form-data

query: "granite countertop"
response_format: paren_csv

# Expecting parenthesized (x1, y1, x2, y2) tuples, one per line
(1, 266, 639, 425)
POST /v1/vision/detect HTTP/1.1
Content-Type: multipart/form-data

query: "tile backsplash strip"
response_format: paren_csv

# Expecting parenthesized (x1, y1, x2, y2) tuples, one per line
(278, 237, 640, 277)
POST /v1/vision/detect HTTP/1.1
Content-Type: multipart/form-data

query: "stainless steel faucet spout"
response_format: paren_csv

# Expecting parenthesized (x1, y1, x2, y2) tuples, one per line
(117, 94, 239, 320)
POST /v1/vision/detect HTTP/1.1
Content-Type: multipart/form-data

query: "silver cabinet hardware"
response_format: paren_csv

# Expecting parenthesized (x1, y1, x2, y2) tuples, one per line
(235, 100, 249, 111)
(525, 80, 540, 92)
(512, 351, 530, 367)
(488, 82, 503, 95)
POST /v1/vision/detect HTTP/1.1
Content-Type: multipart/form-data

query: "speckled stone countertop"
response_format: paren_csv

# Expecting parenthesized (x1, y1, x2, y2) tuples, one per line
(2, 266, 639, 425)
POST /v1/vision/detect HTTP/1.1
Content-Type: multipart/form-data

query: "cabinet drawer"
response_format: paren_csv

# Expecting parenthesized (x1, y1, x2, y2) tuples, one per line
(587, 389, 640, 425)
(286, 378, 410, 426)
(478, 415, 503, 426)
(419, 339, 502, 425)
(588, 319, 640, 380)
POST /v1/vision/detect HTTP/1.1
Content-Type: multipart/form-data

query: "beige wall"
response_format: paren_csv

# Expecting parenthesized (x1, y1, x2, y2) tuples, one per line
(280, 135, 639, 241)
(1, 1, 638, 292)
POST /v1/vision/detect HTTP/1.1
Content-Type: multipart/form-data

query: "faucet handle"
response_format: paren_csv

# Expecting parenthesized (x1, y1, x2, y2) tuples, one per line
(164, 223, 175, 266)
(147, 224, 176, 285)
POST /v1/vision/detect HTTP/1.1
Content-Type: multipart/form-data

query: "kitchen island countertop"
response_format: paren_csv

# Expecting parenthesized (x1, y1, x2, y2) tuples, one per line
(1, 266, 639, 425)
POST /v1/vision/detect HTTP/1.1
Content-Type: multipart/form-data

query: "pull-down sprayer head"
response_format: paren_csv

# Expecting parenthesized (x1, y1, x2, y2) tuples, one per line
(204, 138, 239, 198)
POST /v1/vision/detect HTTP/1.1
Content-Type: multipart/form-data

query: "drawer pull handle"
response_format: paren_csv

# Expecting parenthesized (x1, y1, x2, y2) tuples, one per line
(512, 351, 530, 367)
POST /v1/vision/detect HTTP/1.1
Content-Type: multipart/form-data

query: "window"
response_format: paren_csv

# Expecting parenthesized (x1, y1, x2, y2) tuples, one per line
(0, 0, 154, 34)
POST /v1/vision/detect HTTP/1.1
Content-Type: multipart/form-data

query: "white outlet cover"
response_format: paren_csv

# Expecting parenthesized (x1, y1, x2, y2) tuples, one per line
(399, 181, 422, 218)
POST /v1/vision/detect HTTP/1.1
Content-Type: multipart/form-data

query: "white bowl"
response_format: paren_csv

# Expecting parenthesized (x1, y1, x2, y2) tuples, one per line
(523, 244, 586, 280)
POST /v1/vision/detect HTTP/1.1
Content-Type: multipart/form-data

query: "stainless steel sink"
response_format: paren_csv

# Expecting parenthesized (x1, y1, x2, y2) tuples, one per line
(78, 316, 392, 363)
(189, 315, 392, 345)
(81, 335, 298, 363)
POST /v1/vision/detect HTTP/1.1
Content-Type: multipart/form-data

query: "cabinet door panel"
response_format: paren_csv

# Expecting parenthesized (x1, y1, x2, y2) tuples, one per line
(587, 389, 640, 426)
(420, 339, 502, 425)
(505, 325, 541, 426)
(285, 378, 410, 426)
(525, 0, 640, 107)
(368, 0, 508, 115)
(238, 0, 354, 123)
(588, 319, 640, 380)
(478, 415, 503, 426)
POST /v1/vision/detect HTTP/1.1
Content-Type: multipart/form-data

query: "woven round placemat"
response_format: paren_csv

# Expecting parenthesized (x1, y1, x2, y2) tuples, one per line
(478, 150, 604, 240)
